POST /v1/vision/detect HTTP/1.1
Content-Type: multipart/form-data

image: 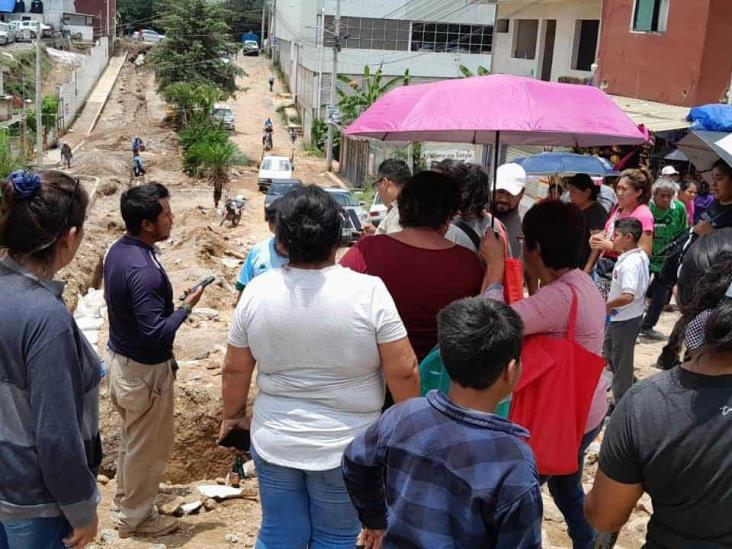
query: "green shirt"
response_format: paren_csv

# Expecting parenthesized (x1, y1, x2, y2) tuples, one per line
(649, 200, 688, 273)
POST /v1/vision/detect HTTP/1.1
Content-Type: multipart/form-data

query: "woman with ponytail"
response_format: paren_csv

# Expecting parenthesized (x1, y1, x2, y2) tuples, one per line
(585, 229, 732, 548)
(586, 167, 654, 297)
(221, 185, 419, 547)
(0, 171, 100, 548)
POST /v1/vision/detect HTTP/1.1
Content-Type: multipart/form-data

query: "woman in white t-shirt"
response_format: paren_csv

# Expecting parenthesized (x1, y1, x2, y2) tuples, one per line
(221, 186, 419, 548)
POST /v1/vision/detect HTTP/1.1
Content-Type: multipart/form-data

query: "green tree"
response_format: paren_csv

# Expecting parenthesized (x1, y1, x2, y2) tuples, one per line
(117, 0, 160, 34)
(0, 130, 26, 179)
(223, 0, 264, 37)
(150, 0, 243, 97)
(26, 95, 60, 149)
(162, 82, 223, 127)
(458, 64, 490, 78)
(188, 140, 238, 206)
(336, 64, 410, 125)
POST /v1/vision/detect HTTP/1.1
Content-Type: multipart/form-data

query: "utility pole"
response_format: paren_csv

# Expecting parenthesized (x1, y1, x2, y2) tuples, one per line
(35, 23, 42, 168)
(325, 0, 341, 172)
(260, 0, 267, 53)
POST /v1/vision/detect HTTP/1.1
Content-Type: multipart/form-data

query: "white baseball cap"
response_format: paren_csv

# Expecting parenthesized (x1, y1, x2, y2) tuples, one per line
(661, 165, 679, 176)
(496, 163, 527, 196)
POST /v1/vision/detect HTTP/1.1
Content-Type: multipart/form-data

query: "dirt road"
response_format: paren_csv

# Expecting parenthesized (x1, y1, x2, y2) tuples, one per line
(50, 52, 674, 548)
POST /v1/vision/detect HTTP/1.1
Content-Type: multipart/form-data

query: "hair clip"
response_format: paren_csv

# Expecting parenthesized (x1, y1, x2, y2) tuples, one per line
(9, 170, 42, 201)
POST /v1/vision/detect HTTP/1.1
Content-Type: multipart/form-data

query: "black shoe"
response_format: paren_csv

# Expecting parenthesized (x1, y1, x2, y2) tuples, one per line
(640, 328, 666, 341)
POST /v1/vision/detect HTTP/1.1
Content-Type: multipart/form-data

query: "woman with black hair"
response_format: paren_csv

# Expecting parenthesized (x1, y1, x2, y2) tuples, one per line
(567, 173, 608, 269)
(586, 228, 732, 547)
(0, 171, 100, 548)
(341, 171, 484, 361)
(431, 160, 506, 253)
(221, 186, 419, 548)
(480, 200, 607, 549)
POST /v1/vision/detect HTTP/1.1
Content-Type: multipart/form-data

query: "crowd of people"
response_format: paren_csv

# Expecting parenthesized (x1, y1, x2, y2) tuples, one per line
(0, 153, 730, 548)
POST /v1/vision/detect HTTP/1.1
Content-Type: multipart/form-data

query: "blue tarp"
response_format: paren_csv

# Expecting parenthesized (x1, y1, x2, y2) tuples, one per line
(241, 31, 258, 44)
(0, 0, 16, 12)
(688, 104, 732, 132)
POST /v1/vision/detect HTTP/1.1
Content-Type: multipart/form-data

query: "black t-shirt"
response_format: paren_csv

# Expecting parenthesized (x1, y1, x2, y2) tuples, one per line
(579, 201, 608, 268)
(701, 200, 732, 229)
(600, 367, 732, 548)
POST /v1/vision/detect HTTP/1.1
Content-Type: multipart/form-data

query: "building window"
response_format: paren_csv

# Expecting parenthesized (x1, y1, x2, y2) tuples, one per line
(572, 19, 599, 71)
(411, 22, 492, 54)
(324, 16, 410, 51)
(513, 19, 538, 59)
(496, 19, 509, 33)
(632, 0, 670, 32)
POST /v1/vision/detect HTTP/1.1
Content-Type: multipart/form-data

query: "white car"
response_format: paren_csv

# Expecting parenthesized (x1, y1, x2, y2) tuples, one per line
(137, 29, 165, 43)
(242, 40, 259, 56)
(14, 20, 52, 40)
(369, 193, 387, 227)
(212, 103, 235, 131)
(0, 22, 15, 45)
(258, 156, 293, 192)
(324, 187, 369, 243)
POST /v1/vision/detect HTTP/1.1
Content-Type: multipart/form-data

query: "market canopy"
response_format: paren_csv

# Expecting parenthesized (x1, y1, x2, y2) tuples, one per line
(0, 0, 14, 11)
(347, 74, 647, 147)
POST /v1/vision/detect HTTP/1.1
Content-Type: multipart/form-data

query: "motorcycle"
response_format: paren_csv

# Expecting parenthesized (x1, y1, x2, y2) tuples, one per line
(263, 127, 273, 151)
(220, 195, 247, 227)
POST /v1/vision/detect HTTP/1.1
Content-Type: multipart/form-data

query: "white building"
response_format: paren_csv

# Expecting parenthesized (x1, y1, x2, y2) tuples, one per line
(482, 0, 601, 82)
(271, 0, 496, 141)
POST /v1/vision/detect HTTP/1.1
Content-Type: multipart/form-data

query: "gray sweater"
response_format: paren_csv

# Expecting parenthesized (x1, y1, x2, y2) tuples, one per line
(0, 257, 101, 528)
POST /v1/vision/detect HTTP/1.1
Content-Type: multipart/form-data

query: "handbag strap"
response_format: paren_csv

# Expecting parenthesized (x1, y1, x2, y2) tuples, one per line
(565, 284, 578, 342)
(451, 219, 481, 251)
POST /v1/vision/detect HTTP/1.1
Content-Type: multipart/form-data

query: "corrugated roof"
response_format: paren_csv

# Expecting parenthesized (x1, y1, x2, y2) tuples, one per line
(610, 95, 691, 133)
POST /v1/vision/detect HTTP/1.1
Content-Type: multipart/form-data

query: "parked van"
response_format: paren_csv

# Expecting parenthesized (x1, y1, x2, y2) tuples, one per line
(212, 103, 235, 131)
(0, 23, 15, 45)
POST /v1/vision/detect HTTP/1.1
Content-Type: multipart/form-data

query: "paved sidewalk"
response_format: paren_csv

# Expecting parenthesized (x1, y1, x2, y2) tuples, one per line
(45, 54, 127, 166)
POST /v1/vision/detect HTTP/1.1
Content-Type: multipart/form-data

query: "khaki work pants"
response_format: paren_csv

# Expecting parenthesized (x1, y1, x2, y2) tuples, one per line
(108, 351, 175, 528)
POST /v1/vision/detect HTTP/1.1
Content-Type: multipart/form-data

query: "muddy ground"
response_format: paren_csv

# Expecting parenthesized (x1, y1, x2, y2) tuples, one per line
(52, 52, 673, 548)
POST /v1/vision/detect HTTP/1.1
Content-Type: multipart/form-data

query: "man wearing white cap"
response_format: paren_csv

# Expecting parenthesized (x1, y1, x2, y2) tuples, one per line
(491, 163, 526, 258)
(660, 165, 681, 183)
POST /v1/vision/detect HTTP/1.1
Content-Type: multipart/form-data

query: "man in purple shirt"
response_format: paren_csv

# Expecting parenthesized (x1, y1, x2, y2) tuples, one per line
(104, 183, 205, 538)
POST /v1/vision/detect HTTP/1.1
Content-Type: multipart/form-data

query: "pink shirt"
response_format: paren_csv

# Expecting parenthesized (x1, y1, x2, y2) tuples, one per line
(602, 203, 654, 259)
(486, 269, 608, 432)
(684, 200, 695, 226)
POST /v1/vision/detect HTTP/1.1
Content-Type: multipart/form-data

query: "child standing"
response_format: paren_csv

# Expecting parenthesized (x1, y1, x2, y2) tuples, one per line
(604, 217, 650, 404)
(342, 298, 542, 548)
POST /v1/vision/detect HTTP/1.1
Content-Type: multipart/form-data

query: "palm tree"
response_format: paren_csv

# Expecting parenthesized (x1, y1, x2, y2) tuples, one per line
(163, 83, 223, 127)
(189, 140, 237, 207)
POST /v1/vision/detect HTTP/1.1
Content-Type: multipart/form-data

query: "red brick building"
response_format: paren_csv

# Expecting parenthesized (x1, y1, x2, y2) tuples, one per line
(597, 0, 732, 107)
(74, 0, 116, 38)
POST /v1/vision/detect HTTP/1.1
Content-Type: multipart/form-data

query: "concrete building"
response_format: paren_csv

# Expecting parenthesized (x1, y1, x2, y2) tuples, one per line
(484, 0, 601, 83)
(597, 0, 732, 107)
(271, 0, 496, 141)
(0, 0, 116, 39)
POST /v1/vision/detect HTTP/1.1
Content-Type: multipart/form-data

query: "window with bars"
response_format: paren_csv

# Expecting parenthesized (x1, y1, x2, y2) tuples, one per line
(411, 22, 493, 54)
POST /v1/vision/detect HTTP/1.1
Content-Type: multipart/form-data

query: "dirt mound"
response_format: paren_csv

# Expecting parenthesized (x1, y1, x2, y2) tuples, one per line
(99, 362, 232, 484)
(74, 149, 132, 179)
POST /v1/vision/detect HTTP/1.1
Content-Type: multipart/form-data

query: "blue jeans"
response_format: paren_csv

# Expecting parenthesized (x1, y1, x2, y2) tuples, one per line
(0, 516, 71, 549)
(541, 424, 602, 549)
(251, 447, 360, 548)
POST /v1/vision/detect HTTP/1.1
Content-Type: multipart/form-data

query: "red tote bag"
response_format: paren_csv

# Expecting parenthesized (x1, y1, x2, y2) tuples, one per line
(508, 286, 605, 475)
(492, 221, 524, 304)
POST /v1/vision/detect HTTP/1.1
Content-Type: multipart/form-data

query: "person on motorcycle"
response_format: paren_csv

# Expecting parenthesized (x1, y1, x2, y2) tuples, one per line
(264, 118, 273, 131)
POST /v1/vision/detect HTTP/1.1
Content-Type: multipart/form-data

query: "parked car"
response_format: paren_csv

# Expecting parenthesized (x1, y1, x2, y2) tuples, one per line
(0, 22, 15, 45)
(212, 103, 235, 131)
(258, 156, 293, 192)
(264, 179, 303, 210)
(14, 20, 52, 40)
(136, 29, 165, 43)
(242, 40, 259, 56)
(368, 193, 387, 227)
(324, 187, 369, 244)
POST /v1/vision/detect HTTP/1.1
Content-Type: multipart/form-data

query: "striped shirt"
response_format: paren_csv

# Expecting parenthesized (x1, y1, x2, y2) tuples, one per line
(342, 391, 542, 548)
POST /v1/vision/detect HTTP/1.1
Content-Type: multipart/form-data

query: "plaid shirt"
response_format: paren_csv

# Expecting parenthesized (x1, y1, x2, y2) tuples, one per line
(342, 391, 542, 548)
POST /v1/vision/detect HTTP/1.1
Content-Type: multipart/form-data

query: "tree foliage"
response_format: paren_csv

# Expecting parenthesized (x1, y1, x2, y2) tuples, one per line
(0, 131, 26, 179)
(26, 95, 60, 145)
(150, 0, 243, 97)
(117, 0, 160, 33)
(162, 82, 223, 127)
(223, 0, 263, 37)
(336, 64, 410, 125)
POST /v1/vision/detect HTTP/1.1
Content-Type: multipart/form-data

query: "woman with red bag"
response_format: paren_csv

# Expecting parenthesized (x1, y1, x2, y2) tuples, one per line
(481, 200, 607, 549)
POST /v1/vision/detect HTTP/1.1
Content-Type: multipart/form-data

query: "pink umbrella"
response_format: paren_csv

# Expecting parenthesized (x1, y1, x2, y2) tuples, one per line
(346, 74, 646, 226)
(346, 74, 646, 147)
